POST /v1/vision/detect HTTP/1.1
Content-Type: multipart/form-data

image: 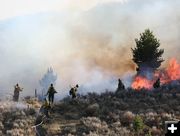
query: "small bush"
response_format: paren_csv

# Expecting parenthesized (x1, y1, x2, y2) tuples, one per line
(133, 115, 144, 133)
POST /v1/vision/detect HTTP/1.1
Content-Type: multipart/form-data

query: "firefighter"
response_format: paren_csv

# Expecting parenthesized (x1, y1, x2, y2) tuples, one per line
(69, 84, 79, 99)
(46, 84, 57, 106)
(153, 78, 160, 88)
(13, 83, 23, 102)
(39, 98, 51, 118)
(117, 79, 125, 90)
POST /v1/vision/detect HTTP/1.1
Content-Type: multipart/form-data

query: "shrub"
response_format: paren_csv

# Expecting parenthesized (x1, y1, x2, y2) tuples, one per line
(133, 115, 144, 133)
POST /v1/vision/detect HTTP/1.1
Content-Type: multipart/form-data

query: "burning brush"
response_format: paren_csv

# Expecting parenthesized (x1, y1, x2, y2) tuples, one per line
(131, 58, 180, 90)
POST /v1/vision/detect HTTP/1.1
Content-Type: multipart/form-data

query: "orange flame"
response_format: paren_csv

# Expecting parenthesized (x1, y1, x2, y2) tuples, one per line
(131, 76, 153, 90)
(131, 58, 180, 90)
(166, 58, 180, 81)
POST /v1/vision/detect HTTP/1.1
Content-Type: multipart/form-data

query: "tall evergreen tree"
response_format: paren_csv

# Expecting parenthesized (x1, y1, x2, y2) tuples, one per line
(131, 29, 164, 74)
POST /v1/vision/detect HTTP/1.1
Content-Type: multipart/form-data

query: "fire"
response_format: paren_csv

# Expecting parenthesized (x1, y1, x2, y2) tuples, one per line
(131, 58, 180, 90)
(131, 76, 153, 90)
(166, 58, 180, 81)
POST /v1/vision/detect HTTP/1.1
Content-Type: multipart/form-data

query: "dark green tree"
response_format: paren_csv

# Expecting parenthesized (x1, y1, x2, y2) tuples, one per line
(131, 29, 164, 72)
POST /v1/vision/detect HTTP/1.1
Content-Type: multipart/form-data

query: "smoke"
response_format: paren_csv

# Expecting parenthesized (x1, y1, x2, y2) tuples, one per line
(0, 101, 28, 111)
(66, 0, 180, 90)
(0, 0, 180, 97)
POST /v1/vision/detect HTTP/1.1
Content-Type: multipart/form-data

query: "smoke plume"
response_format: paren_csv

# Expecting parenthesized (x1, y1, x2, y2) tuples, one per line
(0, 0, 179, 97)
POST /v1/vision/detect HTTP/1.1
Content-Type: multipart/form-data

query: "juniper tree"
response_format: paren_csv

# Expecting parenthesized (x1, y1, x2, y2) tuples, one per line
(131, 29, 164, 75)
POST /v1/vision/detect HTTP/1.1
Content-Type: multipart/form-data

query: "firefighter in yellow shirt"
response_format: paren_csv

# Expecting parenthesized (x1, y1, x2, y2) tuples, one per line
(13, 83, 23, 102)
(69, 84, 79, 99)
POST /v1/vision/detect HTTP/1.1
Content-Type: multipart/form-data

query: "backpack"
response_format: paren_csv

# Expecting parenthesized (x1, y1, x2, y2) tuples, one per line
(69, 88, 73, 95)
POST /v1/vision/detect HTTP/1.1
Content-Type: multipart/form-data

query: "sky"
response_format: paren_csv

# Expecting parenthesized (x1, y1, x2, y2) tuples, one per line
(0, 0, 127, 20)
(0, 0, 179, 98)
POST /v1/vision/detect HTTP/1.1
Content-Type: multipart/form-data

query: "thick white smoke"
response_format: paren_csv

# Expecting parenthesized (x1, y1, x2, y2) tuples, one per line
(0, 0, 179, 98)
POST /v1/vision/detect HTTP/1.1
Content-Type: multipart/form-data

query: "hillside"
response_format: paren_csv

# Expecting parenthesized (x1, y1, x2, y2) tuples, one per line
(0, 86, 180, 136)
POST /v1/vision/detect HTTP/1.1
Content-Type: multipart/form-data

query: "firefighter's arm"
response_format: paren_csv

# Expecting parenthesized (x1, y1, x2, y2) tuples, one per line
(45, 91, 49, 96)
(53, 89, 57, 93)
(46, 89, 50, 96)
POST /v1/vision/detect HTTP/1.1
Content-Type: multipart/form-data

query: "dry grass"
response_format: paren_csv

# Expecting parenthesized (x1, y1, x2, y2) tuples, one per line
(0, 85, 180, 135)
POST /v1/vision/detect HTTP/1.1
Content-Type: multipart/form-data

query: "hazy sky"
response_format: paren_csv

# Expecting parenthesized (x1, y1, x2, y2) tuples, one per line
(0, 0, 126, 20)
(0, 0, 179, 97)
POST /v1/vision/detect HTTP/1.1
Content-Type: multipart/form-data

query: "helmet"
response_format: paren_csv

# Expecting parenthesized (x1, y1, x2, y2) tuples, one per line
(76, 84, 79, 88)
